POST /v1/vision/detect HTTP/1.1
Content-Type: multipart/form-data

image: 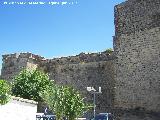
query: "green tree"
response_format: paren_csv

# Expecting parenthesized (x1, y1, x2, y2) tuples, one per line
(40, 83, 63, 120)
(12, 69, 52, 101)
(62, 86, 89, 120)
(105, 48, 113, 53)
(40, 85, 90, 120)
(0, 79, 11, 105)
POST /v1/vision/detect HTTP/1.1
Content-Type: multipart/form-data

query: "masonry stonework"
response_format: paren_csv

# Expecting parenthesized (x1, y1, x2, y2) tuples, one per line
(41, 59, 115, 112)
(114, 0, 160, 112)
(1, 51, 115, 115)
(1, 0, 160, 119)
(1, 53, 42, 81)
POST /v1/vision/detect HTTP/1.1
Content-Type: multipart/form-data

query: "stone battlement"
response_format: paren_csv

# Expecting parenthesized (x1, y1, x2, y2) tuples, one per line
(1, 0, 160, 119)
(2, 52, 45, 62)
(2, 50, 115, 66)
(1, 50, 116, 115)
(44, 51, 115, 65)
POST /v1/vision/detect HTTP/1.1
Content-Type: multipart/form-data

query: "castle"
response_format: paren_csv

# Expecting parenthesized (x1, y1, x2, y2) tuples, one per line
(1, 0, 160, 119)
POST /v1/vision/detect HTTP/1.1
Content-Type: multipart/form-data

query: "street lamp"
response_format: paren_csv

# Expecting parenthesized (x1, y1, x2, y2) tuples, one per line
(87, 87, 102, 119)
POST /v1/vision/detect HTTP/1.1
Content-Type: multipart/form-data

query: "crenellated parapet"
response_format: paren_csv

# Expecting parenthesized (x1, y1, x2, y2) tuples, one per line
(1, 51, 115, 116)
(1, 51, 115, 81)
(2, 52, 45, 62)
(1, 52, 45, 81)
(44, 51, 114, 65)
(2, 0, 160, 119)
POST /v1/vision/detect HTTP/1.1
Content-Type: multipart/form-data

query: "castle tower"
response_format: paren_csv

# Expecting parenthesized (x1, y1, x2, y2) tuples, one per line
(114, 0, 160, 111)
(1, 53, 43, 82)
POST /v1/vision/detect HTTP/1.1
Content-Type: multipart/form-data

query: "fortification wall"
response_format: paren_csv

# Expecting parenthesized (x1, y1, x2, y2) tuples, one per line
(115, 0, 160, 36)
(1, 0, 160, 118)
(40, 60, 115, 113)
(1, 51, 114, 81)
(42, 52, 115, 115)
(1, 51, 115, 114)
(114, 0, 160, 112)
(1, 53, 42, 81)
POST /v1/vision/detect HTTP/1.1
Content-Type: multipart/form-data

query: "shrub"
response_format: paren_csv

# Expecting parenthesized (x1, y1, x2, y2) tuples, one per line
(12, 69, 52, 101)
(0, 80, 11, 105)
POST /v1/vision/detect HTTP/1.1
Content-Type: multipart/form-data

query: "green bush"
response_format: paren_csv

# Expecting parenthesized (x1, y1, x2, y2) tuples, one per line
(105, 48, 113, 53)
(0, 80, 11, 105)
(12, 69, 52, 101)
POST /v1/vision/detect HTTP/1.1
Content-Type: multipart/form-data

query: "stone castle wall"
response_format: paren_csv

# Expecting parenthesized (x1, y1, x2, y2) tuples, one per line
(1, 53, 42, 81)
(114, 0, 160, 36)
(42, 60, 115, 112)
(114, 0, 160, 112)
(1, 0, 160, 119)
(1, 51, 115, 114)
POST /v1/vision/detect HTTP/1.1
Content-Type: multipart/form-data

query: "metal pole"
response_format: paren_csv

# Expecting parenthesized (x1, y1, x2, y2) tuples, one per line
(93, 92, 96, 119)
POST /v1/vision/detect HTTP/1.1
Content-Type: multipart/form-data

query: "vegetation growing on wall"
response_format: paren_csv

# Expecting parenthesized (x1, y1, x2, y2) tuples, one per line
(105, 48, 113, 53)
(0, 80, 11, 105)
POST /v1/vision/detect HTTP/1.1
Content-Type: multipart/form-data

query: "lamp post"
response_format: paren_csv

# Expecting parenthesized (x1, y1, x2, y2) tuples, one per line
(87, 87, 102, 119)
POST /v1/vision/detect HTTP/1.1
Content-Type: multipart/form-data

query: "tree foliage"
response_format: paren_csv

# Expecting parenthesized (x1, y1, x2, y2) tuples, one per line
(0, 79, 11, 105)
(62, 86, 89, 120)
(105, 48, 113, 53)
(12, 69, 52, 101)
(12, 68, 90, 119)
(40, 85, 90, 120)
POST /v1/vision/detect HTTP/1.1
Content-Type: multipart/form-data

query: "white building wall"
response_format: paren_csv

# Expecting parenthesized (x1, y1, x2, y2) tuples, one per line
(0, 97, 37, 120)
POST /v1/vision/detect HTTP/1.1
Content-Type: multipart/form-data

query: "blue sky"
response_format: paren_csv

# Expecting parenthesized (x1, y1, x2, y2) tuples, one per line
(0, 0, 125, 72)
